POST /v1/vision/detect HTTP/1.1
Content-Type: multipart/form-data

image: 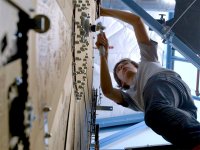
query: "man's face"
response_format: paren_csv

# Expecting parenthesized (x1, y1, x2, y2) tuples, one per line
(116, 60, 137, 86)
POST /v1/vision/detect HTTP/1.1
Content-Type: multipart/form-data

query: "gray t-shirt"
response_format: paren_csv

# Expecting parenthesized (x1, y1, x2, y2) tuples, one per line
(121, 40, 176, 111)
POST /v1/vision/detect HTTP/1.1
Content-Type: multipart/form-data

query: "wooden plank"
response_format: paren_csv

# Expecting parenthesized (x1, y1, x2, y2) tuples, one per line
(48, 63, 73, 150)
(9, 0, 34, 15)
(65, 90, 76, 150)
(0, 65, 8, 150)
(0, 59, 22, 150)
(74, 102, 81, 150)
(34, 0, 72, 126)
(56, 0, 73, 26)
(30, 0, 73, 148)
(0, 2, 24, 150)
(72, 0, 96, 149)
(0, 0, 19, 67)
(0, 0, 97, 150)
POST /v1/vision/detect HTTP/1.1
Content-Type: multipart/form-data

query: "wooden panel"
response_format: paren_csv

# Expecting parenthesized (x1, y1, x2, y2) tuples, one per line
(0, 66, 8, 150)
(0, 0, 96, 149)
(0, 60, 22, 150)
(9, 0, 35, 15)
(65, 88, 76, 150)
(0, 1, 22, 149)
(30, 0, 73, 149)
(48, 63, 73, 150)
(0, 0, 19, 67)
(70, 0, 96, 149)
(57, 0, 73, 26)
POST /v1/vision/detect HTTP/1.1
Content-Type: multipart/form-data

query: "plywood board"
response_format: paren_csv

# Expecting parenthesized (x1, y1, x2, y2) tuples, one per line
(1, 0, 96, 149)
(48, 63, 73, 150)
(30, 0, 73, 149)
(9, 0, 35, 15)
(56, 0, 73, 26)
(0, 59, 22, 150)
(65, 89, 76, 150)
(0, 0, 19, 67)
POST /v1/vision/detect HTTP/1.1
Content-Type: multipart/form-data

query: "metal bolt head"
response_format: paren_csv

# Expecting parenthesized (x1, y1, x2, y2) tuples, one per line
(44, 133, 52, 138)
(43, 106, 52, 112)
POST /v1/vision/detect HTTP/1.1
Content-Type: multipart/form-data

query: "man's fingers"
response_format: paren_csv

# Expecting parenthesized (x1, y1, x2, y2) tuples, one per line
(102, 32, 107, 39)
(96, 33, 108, 49)
(96, 40, 107, 49)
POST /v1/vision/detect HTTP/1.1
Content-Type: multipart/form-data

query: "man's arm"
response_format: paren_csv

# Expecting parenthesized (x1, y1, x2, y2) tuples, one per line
(96, 33, 125, 104)
(100, 7, 151, 45)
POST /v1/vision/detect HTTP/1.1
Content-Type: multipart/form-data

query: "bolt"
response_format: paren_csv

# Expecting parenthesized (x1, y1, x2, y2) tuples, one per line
(44, 133, 52, 138)
(75, 41, 79, 44)
(43, 106, 52, 112)
(29, 8, 35, 12)
(75, 4, 80, 7)
(75, 57, 81, 60)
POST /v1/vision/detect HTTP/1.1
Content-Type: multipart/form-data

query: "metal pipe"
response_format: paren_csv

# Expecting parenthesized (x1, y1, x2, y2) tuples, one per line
(196, 69, 200, 96)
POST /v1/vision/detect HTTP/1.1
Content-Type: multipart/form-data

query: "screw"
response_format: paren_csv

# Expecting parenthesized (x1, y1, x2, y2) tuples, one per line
(43, 106, 52, 112)
(44, 133, 52, 138)
(75, 41, 79, 44)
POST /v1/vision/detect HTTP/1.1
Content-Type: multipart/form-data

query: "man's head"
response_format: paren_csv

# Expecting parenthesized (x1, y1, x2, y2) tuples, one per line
(113, 58, 138, 90)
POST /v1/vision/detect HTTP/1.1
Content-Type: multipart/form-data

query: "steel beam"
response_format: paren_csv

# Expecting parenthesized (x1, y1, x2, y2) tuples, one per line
(96, 113, 144, 128)
(99, 121, 147, 148)
(96, 106, 113, 111)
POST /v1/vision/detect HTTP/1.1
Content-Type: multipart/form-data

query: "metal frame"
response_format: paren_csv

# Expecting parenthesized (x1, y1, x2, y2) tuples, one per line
(99, 121, 147, 148)
(121, 0, 200, 70)
(96, 113, 144, 128)
(165, 12, 200, 101)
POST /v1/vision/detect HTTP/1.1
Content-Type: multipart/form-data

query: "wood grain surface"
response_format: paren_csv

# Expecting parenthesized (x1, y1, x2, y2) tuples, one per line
(0, 0, 96, 149)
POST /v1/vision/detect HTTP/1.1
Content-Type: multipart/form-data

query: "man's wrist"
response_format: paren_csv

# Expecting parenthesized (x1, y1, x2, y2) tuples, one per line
(99, 48, 105, 56)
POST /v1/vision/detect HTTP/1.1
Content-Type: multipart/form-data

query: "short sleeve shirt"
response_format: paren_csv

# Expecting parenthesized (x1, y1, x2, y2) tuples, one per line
(120, 40, 176, 111)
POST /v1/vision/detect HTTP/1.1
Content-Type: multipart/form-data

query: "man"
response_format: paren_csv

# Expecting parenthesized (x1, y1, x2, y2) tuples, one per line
(95, 7, 200, 149)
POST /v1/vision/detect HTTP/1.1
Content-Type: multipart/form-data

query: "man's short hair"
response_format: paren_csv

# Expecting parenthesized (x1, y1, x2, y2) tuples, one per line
(113, 58, 139, 90)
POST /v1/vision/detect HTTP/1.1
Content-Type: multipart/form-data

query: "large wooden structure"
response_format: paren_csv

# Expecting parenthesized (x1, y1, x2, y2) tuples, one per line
(0, 0, 97, 149)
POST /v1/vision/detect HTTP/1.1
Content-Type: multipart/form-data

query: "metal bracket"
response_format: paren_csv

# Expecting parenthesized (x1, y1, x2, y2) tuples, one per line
(96, 106, 113, 111)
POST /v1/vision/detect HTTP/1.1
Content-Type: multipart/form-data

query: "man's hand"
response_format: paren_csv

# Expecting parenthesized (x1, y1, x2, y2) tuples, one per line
(95, 32, 109, 51)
